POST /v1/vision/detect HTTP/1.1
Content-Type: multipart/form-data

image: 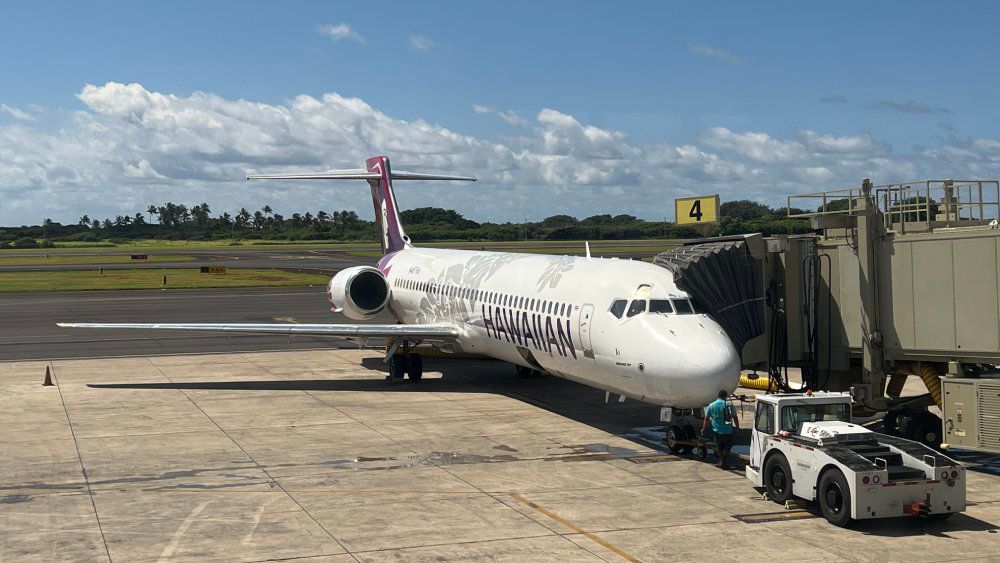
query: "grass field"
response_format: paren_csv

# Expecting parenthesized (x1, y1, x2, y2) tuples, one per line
(0, 254, 193, 266)
(0, 268, 329, 292)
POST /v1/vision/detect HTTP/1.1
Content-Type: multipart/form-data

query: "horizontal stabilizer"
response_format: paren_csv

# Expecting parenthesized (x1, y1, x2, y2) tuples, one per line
(247, 169, 476, 182)
(57, 322, 459, 340)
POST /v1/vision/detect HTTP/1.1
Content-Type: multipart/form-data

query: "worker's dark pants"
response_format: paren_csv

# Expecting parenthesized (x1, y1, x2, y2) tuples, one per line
(714, 431, 734, 455)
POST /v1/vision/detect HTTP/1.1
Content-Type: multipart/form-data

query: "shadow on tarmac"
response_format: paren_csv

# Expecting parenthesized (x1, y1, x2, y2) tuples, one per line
(87, 358, 661, 436)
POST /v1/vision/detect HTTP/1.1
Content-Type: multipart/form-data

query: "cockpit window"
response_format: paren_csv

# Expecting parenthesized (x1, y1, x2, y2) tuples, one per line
(609, 299, 627, 318)
(649, 299, 673, 314)
(626, 299, 646, 317)
(673, 299, 694, 314)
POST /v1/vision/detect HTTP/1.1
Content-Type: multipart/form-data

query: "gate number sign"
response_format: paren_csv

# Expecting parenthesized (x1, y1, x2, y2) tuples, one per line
(674, 195, 720, 226)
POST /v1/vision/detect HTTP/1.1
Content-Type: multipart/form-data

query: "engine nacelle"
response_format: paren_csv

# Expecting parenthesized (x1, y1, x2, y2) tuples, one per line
(327, 266, 390, 320)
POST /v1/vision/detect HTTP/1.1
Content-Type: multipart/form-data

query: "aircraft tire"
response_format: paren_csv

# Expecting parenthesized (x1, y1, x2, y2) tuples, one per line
(408, 353, 423, 382)
(387, 355, 407, 382)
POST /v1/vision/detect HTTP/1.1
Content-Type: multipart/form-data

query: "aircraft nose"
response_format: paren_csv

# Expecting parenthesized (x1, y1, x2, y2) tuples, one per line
(672, 330, 742, 406)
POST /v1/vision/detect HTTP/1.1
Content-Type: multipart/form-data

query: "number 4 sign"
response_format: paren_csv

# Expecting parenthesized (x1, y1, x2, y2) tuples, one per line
(674, 195, 720, 226)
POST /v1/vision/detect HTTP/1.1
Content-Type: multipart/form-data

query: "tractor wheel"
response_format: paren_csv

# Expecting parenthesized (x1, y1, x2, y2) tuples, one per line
(818, 469, 853, 527)
(763, 453, 793, 504)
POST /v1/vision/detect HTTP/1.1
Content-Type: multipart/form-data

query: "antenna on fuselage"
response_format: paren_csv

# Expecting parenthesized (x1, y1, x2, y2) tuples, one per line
(585, 241, 592, 260)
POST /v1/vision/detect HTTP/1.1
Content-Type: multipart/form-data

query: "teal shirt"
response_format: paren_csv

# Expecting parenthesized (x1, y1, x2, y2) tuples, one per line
(706, 398, 734, 435)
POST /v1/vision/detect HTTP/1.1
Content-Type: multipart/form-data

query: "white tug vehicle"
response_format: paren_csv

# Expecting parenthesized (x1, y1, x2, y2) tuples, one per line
(747, 392, 966, 526)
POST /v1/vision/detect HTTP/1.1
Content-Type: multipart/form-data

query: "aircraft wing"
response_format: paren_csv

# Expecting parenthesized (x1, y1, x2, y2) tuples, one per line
(57, 323, 458, 340)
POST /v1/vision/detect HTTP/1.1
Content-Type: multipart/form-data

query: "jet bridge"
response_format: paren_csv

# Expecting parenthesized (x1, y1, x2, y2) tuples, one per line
(658, 179, 1000, 454)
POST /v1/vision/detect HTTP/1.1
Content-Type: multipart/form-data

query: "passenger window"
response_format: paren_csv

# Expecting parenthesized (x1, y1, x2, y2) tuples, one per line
(755, 402, 775, 434)
(626, 300, 646, 317)
(649, 299, 673, 314)
(673, 299, 694, 314)
(609, 299, 627, 318)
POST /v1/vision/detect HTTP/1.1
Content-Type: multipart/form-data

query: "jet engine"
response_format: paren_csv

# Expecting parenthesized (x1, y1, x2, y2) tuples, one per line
(327, 266, 390, 320)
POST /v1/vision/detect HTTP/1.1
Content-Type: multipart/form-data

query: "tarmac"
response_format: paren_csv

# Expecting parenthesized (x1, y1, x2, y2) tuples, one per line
(3, 349, 1000, 562)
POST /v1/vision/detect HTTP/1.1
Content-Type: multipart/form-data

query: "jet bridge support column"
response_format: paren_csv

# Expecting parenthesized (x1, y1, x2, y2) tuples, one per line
(853, 178, 888, 408)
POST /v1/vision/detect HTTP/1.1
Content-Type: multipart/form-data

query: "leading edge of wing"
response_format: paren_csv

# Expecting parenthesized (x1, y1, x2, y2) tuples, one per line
(56, 323, 458, 339)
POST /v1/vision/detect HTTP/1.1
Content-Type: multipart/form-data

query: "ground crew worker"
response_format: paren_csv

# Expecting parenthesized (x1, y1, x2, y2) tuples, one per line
(701, 389, 739, 469)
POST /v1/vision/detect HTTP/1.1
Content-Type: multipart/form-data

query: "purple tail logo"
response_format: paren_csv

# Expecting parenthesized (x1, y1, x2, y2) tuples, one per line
(366, 156, 409, 254)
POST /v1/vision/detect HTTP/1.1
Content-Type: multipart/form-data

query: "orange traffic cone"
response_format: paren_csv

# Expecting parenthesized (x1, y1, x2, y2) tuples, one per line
(42, 366, 54, 386)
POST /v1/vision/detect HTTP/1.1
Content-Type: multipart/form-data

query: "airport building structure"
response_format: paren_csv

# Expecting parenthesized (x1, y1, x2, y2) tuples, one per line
(655, 179, 1000, 455)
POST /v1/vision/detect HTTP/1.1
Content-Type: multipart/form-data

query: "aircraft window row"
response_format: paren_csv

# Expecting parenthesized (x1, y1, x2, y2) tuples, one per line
(608, 298, 696, 319)
(394, 278, 573, 318)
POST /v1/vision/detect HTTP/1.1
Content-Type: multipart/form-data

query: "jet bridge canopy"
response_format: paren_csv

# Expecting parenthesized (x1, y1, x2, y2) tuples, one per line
(652, 234, 766, 352)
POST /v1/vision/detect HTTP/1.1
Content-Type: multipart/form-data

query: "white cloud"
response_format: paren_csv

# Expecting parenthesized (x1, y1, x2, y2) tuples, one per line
(408, 35, 441, 52)
(123, 158, 166, 180)
(797, 130, 880, 154)
(702, 127, 806, 164)
(4, 81, 999, 225)
(472, 104, 527, 125)
(316, 23, 365, 43)
(687, 43, 743, 64)
(1, 103, 35, 121)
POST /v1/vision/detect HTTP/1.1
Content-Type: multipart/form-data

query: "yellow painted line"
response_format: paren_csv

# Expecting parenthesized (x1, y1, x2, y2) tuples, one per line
(507, 492, 641, 563)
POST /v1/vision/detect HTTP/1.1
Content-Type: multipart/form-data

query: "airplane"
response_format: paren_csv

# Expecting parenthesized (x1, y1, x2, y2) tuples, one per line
(59, 155, 741, 409)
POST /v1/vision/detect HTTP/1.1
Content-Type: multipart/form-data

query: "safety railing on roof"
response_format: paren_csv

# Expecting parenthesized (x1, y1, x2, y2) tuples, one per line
(787, 179, 1000, 234)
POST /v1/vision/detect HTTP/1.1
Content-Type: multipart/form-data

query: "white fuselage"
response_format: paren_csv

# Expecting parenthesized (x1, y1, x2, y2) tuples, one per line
(374, 247, 741, 407)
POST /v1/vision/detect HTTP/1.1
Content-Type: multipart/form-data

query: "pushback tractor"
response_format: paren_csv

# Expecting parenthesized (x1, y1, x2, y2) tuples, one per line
(746, 392, 966, 526)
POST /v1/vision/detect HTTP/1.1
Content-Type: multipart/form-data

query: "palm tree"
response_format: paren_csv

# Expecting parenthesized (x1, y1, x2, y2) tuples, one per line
(147, 205, 158, 224)
(79, 215, 90, 227)
(236, 208, 251, 228)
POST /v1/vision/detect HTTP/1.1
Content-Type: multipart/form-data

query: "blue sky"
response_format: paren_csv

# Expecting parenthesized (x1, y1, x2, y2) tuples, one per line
(1, 1, 998, 225)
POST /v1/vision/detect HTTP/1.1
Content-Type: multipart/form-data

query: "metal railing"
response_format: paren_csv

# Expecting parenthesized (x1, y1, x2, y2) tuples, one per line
(787, 179, 1000, 234)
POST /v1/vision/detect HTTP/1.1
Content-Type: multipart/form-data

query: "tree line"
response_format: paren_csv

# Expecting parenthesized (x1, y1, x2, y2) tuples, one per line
(0, 200, 816, 248)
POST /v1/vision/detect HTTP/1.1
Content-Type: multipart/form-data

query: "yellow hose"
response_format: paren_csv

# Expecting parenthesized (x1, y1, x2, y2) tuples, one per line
(739, 373, 777, 392)
(885, 372, 908, 398)
(895, 362, 943, 408)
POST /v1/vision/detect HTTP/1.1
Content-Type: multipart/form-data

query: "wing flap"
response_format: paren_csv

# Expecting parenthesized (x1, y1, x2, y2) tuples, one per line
(57, 323, 458, 340)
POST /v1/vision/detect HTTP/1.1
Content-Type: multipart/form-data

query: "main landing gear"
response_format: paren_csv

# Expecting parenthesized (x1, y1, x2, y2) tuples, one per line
(514, 364, 547, 378)
(385, 340, 423, 383)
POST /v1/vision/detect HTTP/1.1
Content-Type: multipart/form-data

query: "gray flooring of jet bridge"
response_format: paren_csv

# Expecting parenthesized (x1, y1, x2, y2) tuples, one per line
(2, 350, 1000, 562)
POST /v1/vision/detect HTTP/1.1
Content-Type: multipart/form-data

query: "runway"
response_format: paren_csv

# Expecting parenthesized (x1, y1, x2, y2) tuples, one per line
(0, 247, 374, 274)
(0, 287, 393, 361)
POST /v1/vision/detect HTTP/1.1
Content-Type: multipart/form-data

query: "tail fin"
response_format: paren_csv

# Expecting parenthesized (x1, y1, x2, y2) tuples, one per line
(366, 156, 407, 253)
(247, 155, 475, 255)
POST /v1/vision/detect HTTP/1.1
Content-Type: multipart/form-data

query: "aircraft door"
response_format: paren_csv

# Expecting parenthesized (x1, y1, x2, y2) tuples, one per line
(579, 303, 595, 358)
